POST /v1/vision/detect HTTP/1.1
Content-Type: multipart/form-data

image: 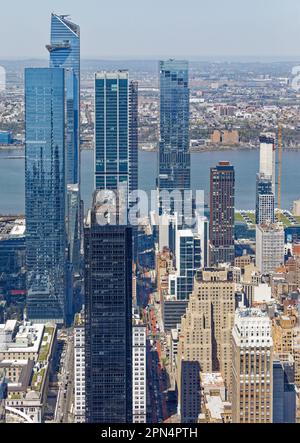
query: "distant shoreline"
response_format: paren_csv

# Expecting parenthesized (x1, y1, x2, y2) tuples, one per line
(138, 145, 300, 153)
(2, 145, 300, 154)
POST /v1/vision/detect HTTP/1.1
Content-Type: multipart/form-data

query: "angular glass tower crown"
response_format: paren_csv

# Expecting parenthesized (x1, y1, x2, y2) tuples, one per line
(25, 68, 66, 324)
(47, 13, 80, 185)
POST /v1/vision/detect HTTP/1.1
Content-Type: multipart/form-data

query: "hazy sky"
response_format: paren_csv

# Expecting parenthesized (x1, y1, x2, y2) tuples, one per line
(1, 0, 300, 59)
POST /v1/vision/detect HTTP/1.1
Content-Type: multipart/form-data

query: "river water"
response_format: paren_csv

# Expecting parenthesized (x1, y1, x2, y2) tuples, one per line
(0, 148, 299, 214)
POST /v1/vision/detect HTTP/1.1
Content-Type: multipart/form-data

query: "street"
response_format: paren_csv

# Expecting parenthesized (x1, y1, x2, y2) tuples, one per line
(146, 305, 169, 423)
(54, 328, 74, 423)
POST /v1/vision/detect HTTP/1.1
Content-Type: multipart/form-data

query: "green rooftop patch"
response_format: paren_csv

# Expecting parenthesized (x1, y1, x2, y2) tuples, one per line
(235, 212, 245, 223)
(38, 326, 54, 362)
(31, 367, 46, 392)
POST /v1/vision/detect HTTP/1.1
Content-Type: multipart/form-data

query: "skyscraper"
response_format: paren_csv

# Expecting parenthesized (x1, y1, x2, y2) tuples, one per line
(132, 313, 146, 423)
(255, 173, 275, 225)
(175, 229, 201, 300)
(47, 14, 81, 320)
(158, 59, 190, 224)
(47, 13, 80, 185)
(209, 161, 235, 266)
(94, 71, 130, 195)
(84, 195, 132, 423)
(256, 223, 285, 275)
(66, 183, 80, 272)
(128, 80, 139, 261)
(180, 361, 201, 423)
(194, 214, 210, 268)
(129, 80, 139, 196)
(25, 68, 66, 324)
(177, 268, 235, 406)
(74, 311, 85, 423)
(232, 308, 273, 423)
(259, 133, 276, 196)
(273, 354, 296, 423)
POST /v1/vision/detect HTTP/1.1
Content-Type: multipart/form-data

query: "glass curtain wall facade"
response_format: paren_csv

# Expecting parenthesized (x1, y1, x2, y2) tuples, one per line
(47, 14, 81, 320)
(176, 231, 201, 300)
(47, 13, 80, 185)
(94, 71, 129, 195)
(129, 80, 138, 196)
(84, 206, 132, 423)
(158, 59, 190, 223)
(25, 68, 66, 323)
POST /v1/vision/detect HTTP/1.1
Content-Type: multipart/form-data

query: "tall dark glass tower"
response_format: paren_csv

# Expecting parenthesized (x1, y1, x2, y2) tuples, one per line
(158, 59, 190, 221)
(129, 80, 139, 196)
(84, 195, 133, 423)
(25, 68, 66, 323)
(129, 80, 139, 261)
(209, 161, 235, 266)
(47, 13, 80, 185)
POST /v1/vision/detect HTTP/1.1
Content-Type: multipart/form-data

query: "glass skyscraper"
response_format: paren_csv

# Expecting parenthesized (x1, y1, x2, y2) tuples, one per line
(47, 13, 80, 186)
(273, 357, 296, 423)
(84, 196, 133, 423)
(95, 71, 129, 194)
(129, 80, 139, 196)
(25, 68, 66, 324)
(175, 230, 201, 300)
(47, 14, 81, 320)
(158, 59, 190, 222)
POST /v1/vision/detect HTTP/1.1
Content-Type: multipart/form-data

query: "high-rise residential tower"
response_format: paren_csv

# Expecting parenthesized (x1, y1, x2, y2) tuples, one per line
(209, 161, 235, 266)
(255, 173, 275, 225)
(129, 80, 139, 196)
(158, 59, 190, 225)
(25, 68, 67, 324)
(232, 308, 273, 423)
(94, 71, 130, 195)
(259, 133, 276, 196)
(84, 194, 132, 423)
(95, 71, 138, 197)
(128, 80, 139, 260)
(256, 223, 285, 275)
(47, 13, 80, 185)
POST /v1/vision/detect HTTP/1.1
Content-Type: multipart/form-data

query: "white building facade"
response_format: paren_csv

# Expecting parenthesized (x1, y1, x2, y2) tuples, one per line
(232, 308, 273, 423)
(259, 133, 276, 196)
(74, 316, 85, 423)
(256, 223, 284, 275)
(132, 324, 147, 423)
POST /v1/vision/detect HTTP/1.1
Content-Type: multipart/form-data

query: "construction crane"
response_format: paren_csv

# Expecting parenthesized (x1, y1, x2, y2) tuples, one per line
(277, 124, 283, 221)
